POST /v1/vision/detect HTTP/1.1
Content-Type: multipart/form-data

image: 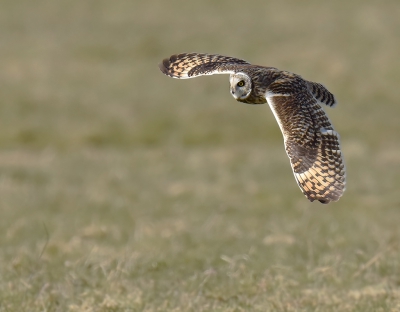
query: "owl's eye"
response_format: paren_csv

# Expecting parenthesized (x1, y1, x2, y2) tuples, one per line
(237, 80, 245, 87)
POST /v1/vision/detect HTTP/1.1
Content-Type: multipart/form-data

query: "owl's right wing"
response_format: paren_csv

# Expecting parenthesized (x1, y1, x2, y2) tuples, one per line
(265, 81, 346, 204)
(159, 53, 250, 79)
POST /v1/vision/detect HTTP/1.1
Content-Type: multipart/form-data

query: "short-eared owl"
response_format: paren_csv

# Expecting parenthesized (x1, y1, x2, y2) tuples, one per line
(159, 53, 346, 204)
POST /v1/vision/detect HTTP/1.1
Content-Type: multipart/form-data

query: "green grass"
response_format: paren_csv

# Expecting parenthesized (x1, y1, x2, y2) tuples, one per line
(1, 0, 400, 311)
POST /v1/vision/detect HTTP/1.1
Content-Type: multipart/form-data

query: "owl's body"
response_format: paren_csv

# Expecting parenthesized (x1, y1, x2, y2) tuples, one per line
(159, 53, 346, 204)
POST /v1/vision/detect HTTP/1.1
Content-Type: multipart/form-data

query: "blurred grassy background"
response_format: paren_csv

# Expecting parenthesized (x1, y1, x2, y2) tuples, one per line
(1, 0, 400, 311)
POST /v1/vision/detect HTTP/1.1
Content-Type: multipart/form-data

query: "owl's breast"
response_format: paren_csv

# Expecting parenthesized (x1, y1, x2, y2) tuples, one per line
(237, 91, 267, 105)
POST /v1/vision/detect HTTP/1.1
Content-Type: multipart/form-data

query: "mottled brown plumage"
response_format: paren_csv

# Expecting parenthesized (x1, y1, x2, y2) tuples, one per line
(159, 53, 346, 203)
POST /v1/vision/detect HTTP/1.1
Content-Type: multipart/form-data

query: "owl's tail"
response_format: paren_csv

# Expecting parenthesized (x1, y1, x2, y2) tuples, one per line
(307, 81, 337, 107)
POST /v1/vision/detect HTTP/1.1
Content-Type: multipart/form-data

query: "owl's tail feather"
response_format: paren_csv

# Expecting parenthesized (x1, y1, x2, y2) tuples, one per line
(307, 81, 337, 107)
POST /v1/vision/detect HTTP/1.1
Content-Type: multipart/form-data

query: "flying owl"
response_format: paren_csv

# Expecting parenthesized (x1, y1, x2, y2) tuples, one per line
(159, 53, 346, 204)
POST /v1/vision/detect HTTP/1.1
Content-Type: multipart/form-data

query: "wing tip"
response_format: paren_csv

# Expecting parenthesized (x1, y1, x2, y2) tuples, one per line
(295, 173, 345, 204)
(159, 54, 191, 79)
(306, 193, 343, 204)
(158, 57, 174, 77)
(311, 187, 345, 204)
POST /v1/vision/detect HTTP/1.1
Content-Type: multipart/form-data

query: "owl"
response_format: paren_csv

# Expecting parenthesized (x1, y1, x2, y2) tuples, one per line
(159, 53, 346, 204)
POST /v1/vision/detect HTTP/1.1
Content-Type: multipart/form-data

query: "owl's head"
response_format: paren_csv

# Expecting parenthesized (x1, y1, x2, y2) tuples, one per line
(229, 73, 252, 101)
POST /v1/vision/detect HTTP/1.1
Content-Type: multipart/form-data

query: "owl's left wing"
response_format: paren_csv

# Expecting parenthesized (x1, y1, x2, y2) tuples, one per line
(159, 53, 250, 79)
(265, 81, 346, 204)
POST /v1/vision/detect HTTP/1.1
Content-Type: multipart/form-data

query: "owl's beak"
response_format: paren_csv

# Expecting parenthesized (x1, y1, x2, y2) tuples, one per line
(231, 88, 237, 99)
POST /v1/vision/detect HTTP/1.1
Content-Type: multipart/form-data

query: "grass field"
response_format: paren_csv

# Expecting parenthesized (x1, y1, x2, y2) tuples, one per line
(1, 0, 400, 311)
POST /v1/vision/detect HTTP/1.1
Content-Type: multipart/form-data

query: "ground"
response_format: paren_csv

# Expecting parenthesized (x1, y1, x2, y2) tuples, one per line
(1, 0, 400, 311)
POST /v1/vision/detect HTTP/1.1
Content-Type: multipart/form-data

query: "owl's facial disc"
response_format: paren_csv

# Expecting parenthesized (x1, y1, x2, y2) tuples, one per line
(230, 73, 251, 100)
